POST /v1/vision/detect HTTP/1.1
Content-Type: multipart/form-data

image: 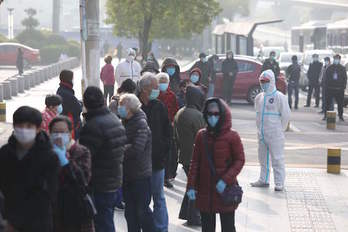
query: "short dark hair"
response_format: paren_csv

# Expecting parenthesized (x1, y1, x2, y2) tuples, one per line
(59, 70, 74, 84)
(334, 54, 341, 59)
(49, 116, 73, 133)
(324, 57, 330, 62)
(45, 94, 62, 107)
(117, 79, 137, 94)
(270, 51, 276, 56)
(83, 86, 105, 110)
(13, 106, 42, 127)
(291, 55, 298, 61)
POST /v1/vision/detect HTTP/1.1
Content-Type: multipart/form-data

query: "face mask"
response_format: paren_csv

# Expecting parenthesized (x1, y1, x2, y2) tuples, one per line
(190, 74, 199, 84)
(313, 58, 318, 62)
(149, 89, 160, 100)
(50, 133, 70, 148)
(57, 104, 63, 115)
(14, 128, 37, 145)
(325, 61, 329, 66)
(207, 115, 220, 128)
(166, 67, 176, 76)
(333, 59, 340, 65)
(117, 105, 128, 119)
(270, 55, 276, 60)
(261, 82, 270, 92)
(159, 83, 169, 92)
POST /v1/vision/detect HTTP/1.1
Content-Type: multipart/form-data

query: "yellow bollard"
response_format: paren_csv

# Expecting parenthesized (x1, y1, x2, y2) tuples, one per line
(327, 111, 336, 130)
(327, 148, 341, 174)
(0, 102, 6, 122)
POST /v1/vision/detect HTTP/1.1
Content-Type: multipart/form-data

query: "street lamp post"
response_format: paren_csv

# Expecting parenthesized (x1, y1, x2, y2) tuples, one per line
(7, 8, 14, 40)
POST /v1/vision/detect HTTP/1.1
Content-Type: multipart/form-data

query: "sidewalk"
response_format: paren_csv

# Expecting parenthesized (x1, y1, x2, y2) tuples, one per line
(112, 166, 348, 232)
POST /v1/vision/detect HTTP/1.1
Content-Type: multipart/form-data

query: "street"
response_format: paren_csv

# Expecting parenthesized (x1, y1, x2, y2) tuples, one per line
(1, 64, 348, 231)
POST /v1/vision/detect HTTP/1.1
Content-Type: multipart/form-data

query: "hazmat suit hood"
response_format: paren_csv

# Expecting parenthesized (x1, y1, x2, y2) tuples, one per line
(203, 97, 231, 136)
(259, 69, 276, 94)
(186, 86, 205, 111)
(189, 67, 202, 84)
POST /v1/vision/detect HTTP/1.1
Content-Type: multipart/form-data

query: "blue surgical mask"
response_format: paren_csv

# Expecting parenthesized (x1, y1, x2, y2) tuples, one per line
(149, 89, 160, 100)
(50, 133, 70, 148)
(333, 59, 340, 65)
(166, 67, 176, 76)
(57, 104, 63, 115)
(159, 83, 169, 92)
(325, 61, 329, 66)
(261, 82, 270, 92)
(190, 75, 199, 84)
(207, 115, 220, 128)
(117, 105, 128, 119)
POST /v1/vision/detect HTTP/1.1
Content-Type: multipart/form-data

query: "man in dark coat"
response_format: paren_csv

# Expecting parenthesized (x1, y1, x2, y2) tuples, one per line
(175, 86, 206, 225)
(79, 86, 126, 232)
(161, 57, 181, 95)
(323, 54, 347, 121)
(261, 51, 280, 79)
(138, 73, 170, 232)
(207, 55, 220, 98)
(222, 51, 239, 103)
(0, 106, 59, 232)
(305, 54, 323, 107)
(286, 55, 301, 109)
(190, 52, 211, 87)
(56, 70, 82, 139)
(319, 57, 332, 113)
(16, 48, 24, 75)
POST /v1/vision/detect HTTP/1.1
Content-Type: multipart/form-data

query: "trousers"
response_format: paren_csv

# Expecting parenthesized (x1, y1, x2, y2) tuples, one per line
(201, 211, 236, 232)
(326, 89, 344, 117)
(288, 84, 299, 109)
(306, 84, 320, 106)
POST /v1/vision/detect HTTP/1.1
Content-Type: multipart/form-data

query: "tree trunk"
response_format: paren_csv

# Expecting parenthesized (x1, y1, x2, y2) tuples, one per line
(139, 16, 152, 66)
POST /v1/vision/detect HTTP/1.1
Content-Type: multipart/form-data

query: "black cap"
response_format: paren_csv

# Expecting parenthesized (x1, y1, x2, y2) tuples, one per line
(199, 53, 207, 58)
(83, 86, 105, 110)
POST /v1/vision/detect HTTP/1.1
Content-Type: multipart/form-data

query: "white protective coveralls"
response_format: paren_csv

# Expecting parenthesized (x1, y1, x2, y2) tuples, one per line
(115, 49, 142, 87)
(255, 70, 291, 186)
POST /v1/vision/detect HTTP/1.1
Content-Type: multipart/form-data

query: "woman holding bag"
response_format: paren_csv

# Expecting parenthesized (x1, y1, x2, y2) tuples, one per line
(186, 98, 245, 232)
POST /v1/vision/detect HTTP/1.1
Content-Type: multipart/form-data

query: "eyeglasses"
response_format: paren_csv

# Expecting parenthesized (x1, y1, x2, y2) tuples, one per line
(207, 112, 219, 116)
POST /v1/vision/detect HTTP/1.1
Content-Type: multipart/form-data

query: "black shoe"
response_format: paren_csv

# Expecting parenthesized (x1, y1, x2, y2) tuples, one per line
(339, 117, 345, 122)
(304, 105, 310, 107)
(295, 106, 298, 110)
(187, 220, 202, 226)
(314, 105, 319, 108)
(115, 202, 125, 211)
(322, 117, 327, 121)
(164, 180, 174, 188)
(318, 110, 324, 114)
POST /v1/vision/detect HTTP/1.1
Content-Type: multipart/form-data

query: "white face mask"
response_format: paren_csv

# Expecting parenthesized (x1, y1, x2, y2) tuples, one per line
(127, 55, 135, 62)
(14, 128, 37, 145)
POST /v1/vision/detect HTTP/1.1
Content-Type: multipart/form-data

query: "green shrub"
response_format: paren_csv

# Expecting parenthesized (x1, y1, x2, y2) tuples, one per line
(16, 29, 45, 49)
(40, 45, 65, 65)
(0, 34, 8, 43)
(65, 41, 81, 59)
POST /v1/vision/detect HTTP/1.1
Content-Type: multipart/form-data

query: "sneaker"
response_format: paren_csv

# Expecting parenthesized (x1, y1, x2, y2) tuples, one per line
(275, 185, 284, 192)
(314, 105, 319, 108)
(164, 180, 174, 188)
(115, 202, 125, 211)
(250, 180, 270, 188)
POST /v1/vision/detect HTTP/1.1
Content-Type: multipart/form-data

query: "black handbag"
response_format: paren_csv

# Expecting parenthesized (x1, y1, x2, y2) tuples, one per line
(203, 132, 243, 206)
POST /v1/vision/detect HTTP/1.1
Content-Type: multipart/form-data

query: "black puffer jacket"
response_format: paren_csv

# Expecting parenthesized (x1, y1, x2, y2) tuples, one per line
(141, 99, 170, 171)
(0, 132, 59, 232)
(79, 107, 126, 192)
(325, 64, 347, 91)
(162, 58, 181, 94)
(123, 110, 152, 182)
(307, 61, 323, 85)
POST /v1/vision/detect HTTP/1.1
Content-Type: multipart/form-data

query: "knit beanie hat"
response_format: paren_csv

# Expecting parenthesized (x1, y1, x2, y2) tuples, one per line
(83, 86, 105, 110)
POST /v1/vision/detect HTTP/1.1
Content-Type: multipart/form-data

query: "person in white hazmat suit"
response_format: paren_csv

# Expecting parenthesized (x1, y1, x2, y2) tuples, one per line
(251, 69, 291, 191)
(115, 48, 142, 87)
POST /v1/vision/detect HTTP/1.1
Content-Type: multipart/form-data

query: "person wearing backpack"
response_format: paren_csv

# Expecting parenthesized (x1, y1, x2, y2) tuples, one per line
(186, 98, 245, 232)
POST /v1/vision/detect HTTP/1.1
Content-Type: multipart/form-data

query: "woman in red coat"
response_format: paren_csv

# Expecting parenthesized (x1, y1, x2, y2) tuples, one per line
(186, 97, 245, 232)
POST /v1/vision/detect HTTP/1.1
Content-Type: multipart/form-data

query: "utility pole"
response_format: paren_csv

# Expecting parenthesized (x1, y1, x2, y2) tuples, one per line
(52, 0, 60, 33)
(83, 0, 100, 88)
(7, 8, 14, 40)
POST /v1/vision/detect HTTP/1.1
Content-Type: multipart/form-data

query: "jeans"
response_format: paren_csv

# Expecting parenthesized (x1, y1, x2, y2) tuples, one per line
(207, 83, 215, 98)
(151, 169, 168, 232)
(104, 85, 115, 104)
(306, 84, 320, 106)
(201, 211, 236, 232)
(94, 191, 119, 232)
(288, 84, 299, 109)
(123, 177, 154, 232)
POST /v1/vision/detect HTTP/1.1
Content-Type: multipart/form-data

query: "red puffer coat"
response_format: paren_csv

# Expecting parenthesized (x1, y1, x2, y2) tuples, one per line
(187, 99, 245, 213)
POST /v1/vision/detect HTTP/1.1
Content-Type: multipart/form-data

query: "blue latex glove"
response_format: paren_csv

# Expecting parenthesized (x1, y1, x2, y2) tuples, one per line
(216, 180, 227, 194)
(53, 145, 69, 166)
(187, 189, 196, 201)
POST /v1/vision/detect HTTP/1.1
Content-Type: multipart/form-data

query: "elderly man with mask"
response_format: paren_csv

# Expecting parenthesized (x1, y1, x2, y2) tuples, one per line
(115, 48, 142, 87)
(251, 70, 291, 191)
(139, 73, 170, 232)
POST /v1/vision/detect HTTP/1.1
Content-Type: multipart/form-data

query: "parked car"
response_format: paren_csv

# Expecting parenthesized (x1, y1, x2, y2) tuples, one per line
(180, 55, 287, 104)
(0, 42, 40, 67)
(279, 52, 303, 71)
(299, 49, 334, 91)
(259, 46, 286, 62)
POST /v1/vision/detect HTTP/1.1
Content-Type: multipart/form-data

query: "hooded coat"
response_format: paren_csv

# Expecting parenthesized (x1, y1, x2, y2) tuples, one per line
(174, 86, 206, 166)
(189, 68, 208, 96)
(187, 98, 245, 213)
(190, 59, 211, 86)
(158, 87, 179, 123)
(161, 58, 181, 95)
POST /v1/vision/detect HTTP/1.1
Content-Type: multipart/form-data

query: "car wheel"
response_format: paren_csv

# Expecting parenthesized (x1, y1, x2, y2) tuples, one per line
(247, 86, 262, 104)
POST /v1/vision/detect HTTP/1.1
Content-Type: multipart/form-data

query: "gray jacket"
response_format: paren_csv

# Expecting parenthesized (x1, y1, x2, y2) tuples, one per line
(123, 110, 152, 182)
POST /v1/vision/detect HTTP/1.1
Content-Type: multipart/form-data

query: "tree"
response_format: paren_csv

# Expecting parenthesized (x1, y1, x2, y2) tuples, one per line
(105, 0, 221, 61)
(22, 8, 39, 31)
(218, 0, 250, 21)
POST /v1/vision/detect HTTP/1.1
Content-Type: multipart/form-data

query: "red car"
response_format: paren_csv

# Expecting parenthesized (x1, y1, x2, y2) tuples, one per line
(180, 55, 287, 104)
(0, 42, 40, 66)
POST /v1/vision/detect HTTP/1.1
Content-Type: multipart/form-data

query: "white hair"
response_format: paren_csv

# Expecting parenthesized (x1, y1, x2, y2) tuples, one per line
(139, 72, 157, 92)
(120, 93, 141, 113)
(156, 72, 169, 82)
